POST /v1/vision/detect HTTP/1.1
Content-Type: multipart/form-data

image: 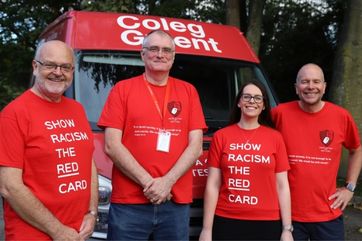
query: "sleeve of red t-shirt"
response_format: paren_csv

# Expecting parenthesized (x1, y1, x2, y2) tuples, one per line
(343, 111, 361, 150)
(0, 105, 26, 168)
(207, 130, 223, 168)
(97, 82, 125, 130)
(273, 130, 290, 173)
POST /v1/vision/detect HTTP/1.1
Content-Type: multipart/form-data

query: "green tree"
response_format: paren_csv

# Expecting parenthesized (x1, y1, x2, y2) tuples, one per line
(330, 0, 362, 133)
(80, 0, 137, 13)
(226, 0, 240, 28)
(0, 0, 82, 109)
(260, 0, 345, 102)
(225, 0, 265, 54)
(0, 43, 33, 108)
(0, 0, 347, 109)
(82, 0, 225, 22)
(246, 0, 265, 54)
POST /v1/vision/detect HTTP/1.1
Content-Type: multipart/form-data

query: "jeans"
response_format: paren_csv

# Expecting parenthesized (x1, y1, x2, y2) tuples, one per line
(107, 201, 190, 241)
(292, 215, 344, 241)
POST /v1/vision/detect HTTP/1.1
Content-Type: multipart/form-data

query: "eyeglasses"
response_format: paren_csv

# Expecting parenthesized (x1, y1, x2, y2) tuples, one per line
(241, 94, 264, 103)
(143, 46, 174, 56)
(35, 60, 74, 73)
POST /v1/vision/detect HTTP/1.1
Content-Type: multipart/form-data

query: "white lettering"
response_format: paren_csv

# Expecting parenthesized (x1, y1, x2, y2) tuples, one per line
(121, 30, 143, 46)
(207, 38, 221, 52)
(227, 166, 250, 175)
(174, 36, 192, 48)
(228, 178, 250, 191)
(50, 132, 89, 143)
(228, 194, 258, 205)
(195, 159, 204, 166)
(188, 23, 205, 38)
(230, 143, 261, 151)
(192, 168, 208, 177)
(59, 180, 87, 194)
(228, 154, 270, 164)
(57, 162, 79, 174)
(143, 18, 161, 30)
(55, 147, 76, 158)
(169, 21, 186, 32)
(44, 119, 75, 130)
(57, 162, 79, 178)
(116, 15, 221, 53)
(117, 15, 140, 29)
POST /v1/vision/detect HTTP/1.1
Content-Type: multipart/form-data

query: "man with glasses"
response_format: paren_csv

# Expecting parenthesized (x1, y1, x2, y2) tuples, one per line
(98, 30, 207, 240)
(0, 40, 98, 240)
(272, 63, 362, 240)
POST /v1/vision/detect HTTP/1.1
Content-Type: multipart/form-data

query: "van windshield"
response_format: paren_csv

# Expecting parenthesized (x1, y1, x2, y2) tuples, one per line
(74, 51, 276, 134)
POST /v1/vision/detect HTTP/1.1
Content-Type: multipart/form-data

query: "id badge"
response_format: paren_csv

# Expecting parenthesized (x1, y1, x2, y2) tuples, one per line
(157, 130, 171, 152)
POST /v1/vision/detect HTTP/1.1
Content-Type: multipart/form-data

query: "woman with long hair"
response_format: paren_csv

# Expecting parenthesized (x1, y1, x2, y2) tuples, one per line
(199, 81, 293, 241)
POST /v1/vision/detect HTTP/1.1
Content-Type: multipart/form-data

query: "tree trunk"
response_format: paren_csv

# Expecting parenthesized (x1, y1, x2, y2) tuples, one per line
(330, 0, 362, 132)
(246, 0, 265, 55)
(226, 0, 240, 28)
(330, 0, 362, 179)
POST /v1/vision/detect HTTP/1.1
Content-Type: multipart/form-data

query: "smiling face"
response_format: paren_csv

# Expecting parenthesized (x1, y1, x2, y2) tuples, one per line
(31, 40, 75, 102)
(238, 84, 264, 120)
(295, 64, 326, 110)
(141, 31, 175, 74)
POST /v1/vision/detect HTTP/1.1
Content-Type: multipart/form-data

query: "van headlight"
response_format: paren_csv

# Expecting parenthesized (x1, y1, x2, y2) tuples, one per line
(98, 175, 112, 205)
(92, 175, 112, 239)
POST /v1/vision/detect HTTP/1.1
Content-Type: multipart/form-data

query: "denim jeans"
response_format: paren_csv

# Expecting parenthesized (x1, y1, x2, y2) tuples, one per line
(292, 215, 344, 241)
(107, 201, 190, 241)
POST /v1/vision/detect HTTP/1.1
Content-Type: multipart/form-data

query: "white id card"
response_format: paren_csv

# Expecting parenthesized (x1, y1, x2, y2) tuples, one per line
(157, 131, 171, 152)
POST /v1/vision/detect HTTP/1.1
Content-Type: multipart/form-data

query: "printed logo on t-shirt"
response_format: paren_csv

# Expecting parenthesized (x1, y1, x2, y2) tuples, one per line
(44, 118, 90, 194)
(167, 101, 182, 117)
(320, 129, 334, 146)
(226, 142, 271, 206)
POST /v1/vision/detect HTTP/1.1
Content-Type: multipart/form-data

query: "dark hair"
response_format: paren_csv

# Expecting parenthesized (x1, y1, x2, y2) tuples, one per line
(229, 80, 275, 128)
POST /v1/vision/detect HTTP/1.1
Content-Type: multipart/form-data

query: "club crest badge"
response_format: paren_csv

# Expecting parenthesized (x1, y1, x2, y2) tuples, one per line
(320, 130, 334, 146)
(167, 101, 182, 117)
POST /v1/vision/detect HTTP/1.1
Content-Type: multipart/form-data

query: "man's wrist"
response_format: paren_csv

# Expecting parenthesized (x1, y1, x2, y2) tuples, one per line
(345, 182, 356, 192)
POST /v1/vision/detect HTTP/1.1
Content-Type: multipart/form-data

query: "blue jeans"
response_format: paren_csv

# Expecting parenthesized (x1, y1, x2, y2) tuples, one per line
(107, 201, 190, 241)
(292, 215, 344, 241)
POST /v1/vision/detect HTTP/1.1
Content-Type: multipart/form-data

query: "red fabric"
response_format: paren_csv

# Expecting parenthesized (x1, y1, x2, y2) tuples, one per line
(98, 74, 207, 204)
(208, 124, 289, 220)
(272, 101, 361, 222)
(0, 90, 94, 240)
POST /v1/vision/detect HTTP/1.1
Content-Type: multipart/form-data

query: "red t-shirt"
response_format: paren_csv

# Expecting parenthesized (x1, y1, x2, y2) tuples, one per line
(272, 101, 361, 222)
(0, 90, 94, 240)
(208, 124, 289, 220)
(98, 74, 207, 204)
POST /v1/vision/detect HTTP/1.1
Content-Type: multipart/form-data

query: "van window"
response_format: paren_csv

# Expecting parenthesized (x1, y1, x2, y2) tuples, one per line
(74, 51, 275, 134)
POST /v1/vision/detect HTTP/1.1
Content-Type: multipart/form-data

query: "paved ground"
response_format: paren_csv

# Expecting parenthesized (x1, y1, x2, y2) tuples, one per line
(344, 196, 362, 241)
(1, 198, 361, 240)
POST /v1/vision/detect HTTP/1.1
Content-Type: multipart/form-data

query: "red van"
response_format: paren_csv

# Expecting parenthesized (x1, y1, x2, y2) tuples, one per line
(38, 10, 277, 239)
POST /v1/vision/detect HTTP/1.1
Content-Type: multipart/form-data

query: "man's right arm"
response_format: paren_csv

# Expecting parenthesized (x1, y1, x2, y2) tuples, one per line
(104, 127, 154, 189)
(0, 167, 82, 241)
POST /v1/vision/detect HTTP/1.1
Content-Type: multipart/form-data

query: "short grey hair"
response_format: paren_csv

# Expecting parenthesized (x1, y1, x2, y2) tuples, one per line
(142, 30, 175, 49)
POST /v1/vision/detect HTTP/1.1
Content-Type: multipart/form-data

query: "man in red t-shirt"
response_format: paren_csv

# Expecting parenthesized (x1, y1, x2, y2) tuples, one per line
(272, 63, 362, 240)
(0, 40, 98, 240)
(98, 30, 207, 240)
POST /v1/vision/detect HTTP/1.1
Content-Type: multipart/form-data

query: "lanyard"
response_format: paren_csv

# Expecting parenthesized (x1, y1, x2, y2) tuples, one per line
(143, 74, 171, 127)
